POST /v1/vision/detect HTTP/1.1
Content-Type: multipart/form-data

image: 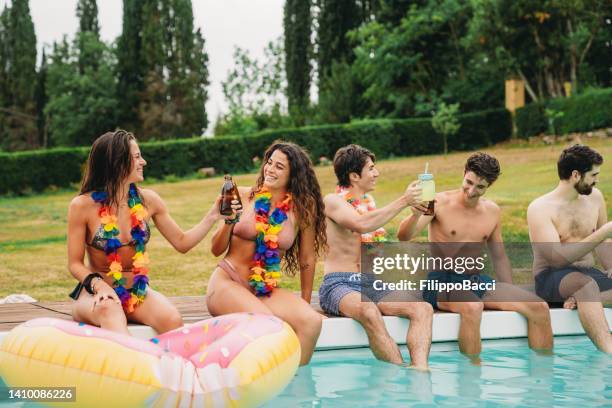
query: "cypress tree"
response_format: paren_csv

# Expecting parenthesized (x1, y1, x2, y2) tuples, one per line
(76, 0, 101, 73)
(116, 0, 146, 132)
(137, 0, 208, 139)
(317, 0, 362, 83)
(7, 0, 37, 108)
(45, 0, 118, 148)
(183, 27, 209, 135)
(0, 6, 9, 150)
(76, 0, 100, 37)
(167, 0, 208, 136)
(138, 0, 171, 138)
(116, 0, 209, 138)
(35, 49, 47, 147)
(0, 6, 9, 108)
(0, 0, 38, 150)
(284, 0, 312, 125)
(140, 0, 165, 75)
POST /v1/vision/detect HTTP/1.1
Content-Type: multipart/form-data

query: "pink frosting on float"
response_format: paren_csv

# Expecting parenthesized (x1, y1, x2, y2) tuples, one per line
(23, 318, 164, 357)
(22, 313, 284, 368)
(154, 313, 284, 368)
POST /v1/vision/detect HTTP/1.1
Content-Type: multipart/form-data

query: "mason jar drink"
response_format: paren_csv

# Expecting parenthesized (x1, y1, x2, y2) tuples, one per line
(419, 172, 435, 216)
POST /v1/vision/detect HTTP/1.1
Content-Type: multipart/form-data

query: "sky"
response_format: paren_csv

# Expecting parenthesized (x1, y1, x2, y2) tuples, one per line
(0, 0, 284, 135)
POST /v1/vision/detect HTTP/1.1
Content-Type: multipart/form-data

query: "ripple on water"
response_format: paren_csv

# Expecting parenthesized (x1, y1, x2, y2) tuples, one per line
(269, 336, 611, 408)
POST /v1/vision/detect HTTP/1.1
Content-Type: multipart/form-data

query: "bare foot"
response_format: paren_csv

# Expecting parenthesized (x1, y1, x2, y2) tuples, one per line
(400, 362, 430, 372)
(563, 296, 577, 310)
(468, 355, 482, 366)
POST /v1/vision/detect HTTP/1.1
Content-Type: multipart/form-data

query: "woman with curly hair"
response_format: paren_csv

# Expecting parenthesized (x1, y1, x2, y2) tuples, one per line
(207, 141, 327, 365)
(68, 130, 237, 335)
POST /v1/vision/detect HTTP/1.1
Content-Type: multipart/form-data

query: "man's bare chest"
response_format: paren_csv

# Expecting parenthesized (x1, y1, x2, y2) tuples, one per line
(551, 202, 599, 241)
(433, 209, 497, 242)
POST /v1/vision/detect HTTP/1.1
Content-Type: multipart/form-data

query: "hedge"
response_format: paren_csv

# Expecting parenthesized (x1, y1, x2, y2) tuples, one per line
(516, 87, 612, 138)
(0, 108, 511, 195)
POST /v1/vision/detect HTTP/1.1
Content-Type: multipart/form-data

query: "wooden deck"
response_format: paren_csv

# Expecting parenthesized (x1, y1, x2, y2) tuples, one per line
(0, 294, 325, 332)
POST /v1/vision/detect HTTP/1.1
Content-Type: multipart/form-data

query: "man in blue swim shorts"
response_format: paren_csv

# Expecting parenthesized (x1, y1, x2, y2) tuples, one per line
(320, 144, 433, 369)
(528, 144, 611, 353)
(398, 152, 553, 358)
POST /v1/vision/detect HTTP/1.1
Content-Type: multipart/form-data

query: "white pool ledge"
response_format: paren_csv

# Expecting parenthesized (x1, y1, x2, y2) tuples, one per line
(1, 309, 610, 351)
(315, 308, 612, 350)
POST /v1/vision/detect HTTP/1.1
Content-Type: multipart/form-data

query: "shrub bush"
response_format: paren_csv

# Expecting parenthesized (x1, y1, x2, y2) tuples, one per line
(515, 88, 612, 138)
(551, 88, 612, 134)
(0, 108, 512, 195)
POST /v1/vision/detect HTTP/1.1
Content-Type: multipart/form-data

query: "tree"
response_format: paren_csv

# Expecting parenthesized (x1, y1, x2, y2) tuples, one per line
(222, 39, 286, 116)
(76, 0, 101, 73)
(0, 7, 10, 116)
(316, 0, 362, 80)
(116, 0, 146, 132)
(183, 28, 210, 134)
(76, 0, 100, 36)
(120, 0, 209, 140)
(0, 0, 38, 151)
(6, 0, 37, 108)
(351, 0, 474, 117)
(216, 38, 288, 136)
(165, 0, 209, 137)
(316, 60, 357, 123)
(45, 35, 118, 147)
(374, 0, 416, 25)
(284, 0, 312, 125)
(432, 101, 460, 154)
(0, 6, 9, 107)
(45, 0, 118, 147)
(468, 0, 607, 100)
(35, 49, 48, 147)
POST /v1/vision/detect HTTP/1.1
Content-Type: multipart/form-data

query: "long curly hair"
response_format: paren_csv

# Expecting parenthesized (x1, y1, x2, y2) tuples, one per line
(251, 141, 327, 276)
(80, 130, 143, 208)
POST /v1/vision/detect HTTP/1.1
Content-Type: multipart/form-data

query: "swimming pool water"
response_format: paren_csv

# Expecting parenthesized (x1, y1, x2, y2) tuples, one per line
(268, 336, 611, 407)
(1, 336, 609, 407)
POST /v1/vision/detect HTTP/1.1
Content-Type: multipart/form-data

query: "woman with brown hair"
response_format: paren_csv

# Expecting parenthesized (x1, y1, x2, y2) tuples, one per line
(68, 130, 237, 335)
(206, 141, 327, 365)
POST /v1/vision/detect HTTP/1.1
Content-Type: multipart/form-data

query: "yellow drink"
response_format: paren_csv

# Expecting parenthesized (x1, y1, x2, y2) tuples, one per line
(419, 173, 435, 201)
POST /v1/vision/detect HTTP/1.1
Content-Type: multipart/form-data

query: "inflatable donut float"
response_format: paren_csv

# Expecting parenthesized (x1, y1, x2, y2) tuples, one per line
(0, 313, 300, 407)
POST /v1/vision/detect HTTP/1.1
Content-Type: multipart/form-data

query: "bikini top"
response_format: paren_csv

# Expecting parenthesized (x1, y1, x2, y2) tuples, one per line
(88, 221, 151, 251)
(233, 200, 297, 250)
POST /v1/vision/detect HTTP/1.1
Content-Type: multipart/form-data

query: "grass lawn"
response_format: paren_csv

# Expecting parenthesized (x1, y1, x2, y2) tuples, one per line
(0, 138, 610, 301)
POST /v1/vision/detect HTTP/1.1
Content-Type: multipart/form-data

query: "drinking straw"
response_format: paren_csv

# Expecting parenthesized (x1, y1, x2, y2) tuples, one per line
(424, 162, 429, 174)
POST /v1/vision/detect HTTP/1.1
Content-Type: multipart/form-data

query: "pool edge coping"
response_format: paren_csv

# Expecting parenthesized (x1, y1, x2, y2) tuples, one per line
(0, 308, 610, 350)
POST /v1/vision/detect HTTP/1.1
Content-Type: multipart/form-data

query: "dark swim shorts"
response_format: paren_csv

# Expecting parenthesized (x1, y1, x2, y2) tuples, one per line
(535, 266, 612, 304)
(318, 272, 392, 316)
(422, 271, 495, 310)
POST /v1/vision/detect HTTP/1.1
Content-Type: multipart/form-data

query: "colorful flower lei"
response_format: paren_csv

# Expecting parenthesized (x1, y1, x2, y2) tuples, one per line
(248, 188, 292, 296)
(91, 183, 149, 313)
(336, 186, 387, 243)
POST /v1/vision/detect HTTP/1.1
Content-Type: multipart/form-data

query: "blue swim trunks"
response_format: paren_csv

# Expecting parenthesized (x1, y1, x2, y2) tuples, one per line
(318, 272, 392, 316)
(535, 266, 612, 304)
(422, 271, 494, 310)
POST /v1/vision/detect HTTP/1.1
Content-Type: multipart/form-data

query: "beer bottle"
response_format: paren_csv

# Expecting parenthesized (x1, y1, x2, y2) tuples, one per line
(220, 175, 242, 216)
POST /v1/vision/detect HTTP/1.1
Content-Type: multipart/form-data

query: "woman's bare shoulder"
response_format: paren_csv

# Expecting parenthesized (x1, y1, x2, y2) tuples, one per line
(138, 187, 165, 213)
(69, 193, 92, 210)
(139, 187, 162, 201)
